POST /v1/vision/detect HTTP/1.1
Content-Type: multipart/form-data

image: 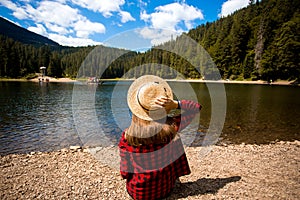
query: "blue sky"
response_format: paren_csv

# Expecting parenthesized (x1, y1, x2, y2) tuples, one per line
(0, 0, 252, 48)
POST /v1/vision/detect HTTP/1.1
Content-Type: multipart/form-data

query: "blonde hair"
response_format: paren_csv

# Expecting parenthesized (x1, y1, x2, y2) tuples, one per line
(125, 114, 177, 146)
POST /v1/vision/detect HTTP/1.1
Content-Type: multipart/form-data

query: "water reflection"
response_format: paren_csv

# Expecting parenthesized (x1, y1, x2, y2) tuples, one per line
(0, 82, 80, 155)
(0, 81, 299, 155)
(222, 84, 300, 144)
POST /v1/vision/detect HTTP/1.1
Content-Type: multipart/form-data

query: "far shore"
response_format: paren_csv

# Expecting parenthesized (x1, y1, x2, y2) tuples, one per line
(167, 79, 299, 86)
(0, 77, 299, 86)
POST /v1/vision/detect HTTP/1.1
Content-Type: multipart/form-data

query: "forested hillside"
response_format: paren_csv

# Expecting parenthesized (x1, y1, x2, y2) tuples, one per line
(187, 0, 299, 81)
(103, 0, 300, 81)
(0, 0, 299, 81)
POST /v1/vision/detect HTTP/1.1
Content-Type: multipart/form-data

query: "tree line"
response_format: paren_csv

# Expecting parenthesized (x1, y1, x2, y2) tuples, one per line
(187, 0, 299, 81)
(0, 0, 299, 81)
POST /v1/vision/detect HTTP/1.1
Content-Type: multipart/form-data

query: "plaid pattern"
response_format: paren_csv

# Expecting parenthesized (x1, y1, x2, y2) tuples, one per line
(119, 100, 202, 200)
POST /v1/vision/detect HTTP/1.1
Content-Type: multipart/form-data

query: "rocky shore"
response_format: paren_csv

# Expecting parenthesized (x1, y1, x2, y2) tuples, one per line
(1, 141, 299, 199)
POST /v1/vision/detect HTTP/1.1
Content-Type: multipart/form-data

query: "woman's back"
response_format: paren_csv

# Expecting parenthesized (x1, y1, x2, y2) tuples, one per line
(119, 75, 201, 200)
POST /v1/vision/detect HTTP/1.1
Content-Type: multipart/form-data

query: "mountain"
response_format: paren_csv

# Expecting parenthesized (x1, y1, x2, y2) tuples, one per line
(0, 17, 60, 47)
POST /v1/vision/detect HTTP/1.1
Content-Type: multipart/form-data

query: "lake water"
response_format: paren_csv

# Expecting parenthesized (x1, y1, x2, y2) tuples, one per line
(0, 81, 299, 155)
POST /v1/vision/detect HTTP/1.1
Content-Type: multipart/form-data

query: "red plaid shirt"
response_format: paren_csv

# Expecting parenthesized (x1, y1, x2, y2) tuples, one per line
(119, 100, 202, 200)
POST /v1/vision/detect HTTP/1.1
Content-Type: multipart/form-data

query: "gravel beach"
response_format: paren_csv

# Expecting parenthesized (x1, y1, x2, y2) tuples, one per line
(1, 141, 299, 200)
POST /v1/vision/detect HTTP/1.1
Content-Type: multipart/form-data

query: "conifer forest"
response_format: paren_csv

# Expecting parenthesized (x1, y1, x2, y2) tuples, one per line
(0, 0, 299, 81)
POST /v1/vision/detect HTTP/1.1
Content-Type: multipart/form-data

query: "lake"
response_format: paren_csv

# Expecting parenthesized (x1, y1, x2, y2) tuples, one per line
(0, 81, 299, 155)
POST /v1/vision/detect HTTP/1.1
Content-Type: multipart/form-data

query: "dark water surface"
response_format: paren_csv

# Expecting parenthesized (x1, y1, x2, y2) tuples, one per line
(0, 81, 299, 154)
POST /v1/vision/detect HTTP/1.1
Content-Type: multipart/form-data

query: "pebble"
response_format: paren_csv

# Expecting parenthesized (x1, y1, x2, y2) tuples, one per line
(60, 148, 68, 153)
(1, 142, 299, 199)
(70, 146, 81, 150)
(83, 149, 89, 153)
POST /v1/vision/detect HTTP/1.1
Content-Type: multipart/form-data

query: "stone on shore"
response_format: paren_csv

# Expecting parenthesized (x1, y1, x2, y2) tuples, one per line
(0, 141, 299, 199)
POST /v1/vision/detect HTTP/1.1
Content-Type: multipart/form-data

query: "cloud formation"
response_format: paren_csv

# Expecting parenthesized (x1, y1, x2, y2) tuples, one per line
(0, 0, 212, 47)
(141, 2, 204, 31)
(218, 0, 250, 17)
(0, 0, 134, 46)
(48, 34, 102, 47)
(70, 0, 135, 23)
(139, 2, 204, 46)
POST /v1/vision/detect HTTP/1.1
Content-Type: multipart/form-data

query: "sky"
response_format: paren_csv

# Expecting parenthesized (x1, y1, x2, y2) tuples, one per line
(0, 0, 252, 49)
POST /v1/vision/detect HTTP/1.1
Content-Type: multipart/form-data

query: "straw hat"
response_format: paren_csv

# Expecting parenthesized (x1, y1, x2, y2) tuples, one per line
(127, 75, 173, 121)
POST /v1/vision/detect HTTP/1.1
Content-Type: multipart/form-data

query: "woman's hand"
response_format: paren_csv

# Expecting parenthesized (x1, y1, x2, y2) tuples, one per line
(155, 97, 178, 112)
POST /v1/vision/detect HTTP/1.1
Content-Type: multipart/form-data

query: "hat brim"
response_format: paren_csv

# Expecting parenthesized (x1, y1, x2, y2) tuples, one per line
(127, 75, 173, 121)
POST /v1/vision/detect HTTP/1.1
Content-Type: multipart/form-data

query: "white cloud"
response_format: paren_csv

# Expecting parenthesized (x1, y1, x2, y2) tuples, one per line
(12, 6, 30, 19)
(71, 0, 123, 17)
(140, 10, 150, 21)
(138, 2, 203, 45)
(0, 0, 17, 10)
(119, 11, 135, 23)
(73, 20, 105, 38)
(44, 23, 69, 35)
(70, 0, 135, 22)
(25, 1, 81, 27)
(218, 0, 250, 17)
(28, 23, 48, 36)
(141, 2, 204, 31)
(0, 0, 28, 19)
(48, 33, 102, 47)
(0, 0, 106, 46)
(138, 27, 180, 46)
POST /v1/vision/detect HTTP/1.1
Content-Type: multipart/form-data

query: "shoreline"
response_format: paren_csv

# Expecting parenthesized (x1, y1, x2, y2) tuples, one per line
(167, 79, 299, 86)
(1, 141, 299, 199)
(0, 77, 77, 83)
(1, 77, 299, 86)
(29, 77, 78, 83)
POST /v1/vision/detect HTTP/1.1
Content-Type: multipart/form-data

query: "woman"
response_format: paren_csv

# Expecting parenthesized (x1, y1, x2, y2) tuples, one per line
(119, 75, 202, 200)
